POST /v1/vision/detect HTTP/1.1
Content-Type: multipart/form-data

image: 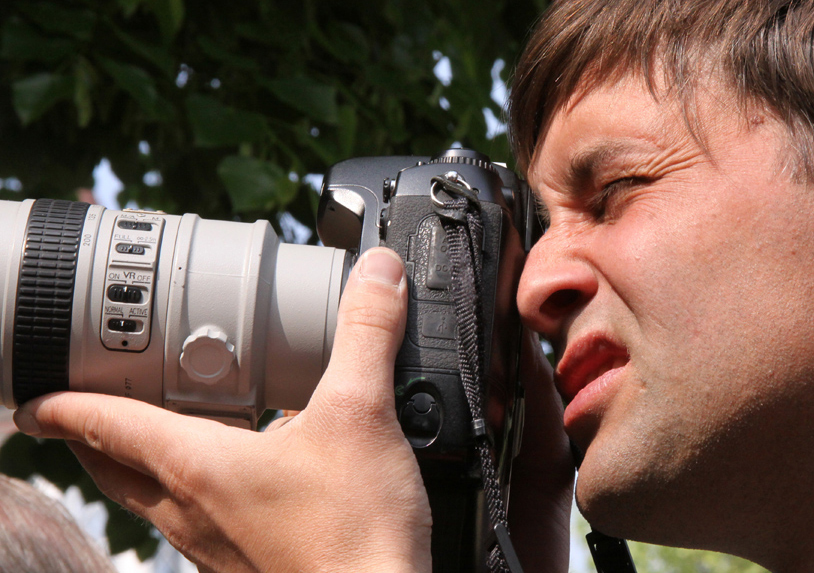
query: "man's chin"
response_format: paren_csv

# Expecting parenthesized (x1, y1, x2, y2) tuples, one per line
(573, 444, 665, 543)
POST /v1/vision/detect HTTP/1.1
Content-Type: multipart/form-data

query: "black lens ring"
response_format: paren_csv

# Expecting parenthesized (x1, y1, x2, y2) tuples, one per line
(12, 199, 89, 405)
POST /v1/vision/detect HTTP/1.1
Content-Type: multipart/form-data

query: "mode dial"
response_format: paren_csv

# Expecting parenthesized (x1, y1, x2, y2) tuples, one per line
(429, 148, 497, 173)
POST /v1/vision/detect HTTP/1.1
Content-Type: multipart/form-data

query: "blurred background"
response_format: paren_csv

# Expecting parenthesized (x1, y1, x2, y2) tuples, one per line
(0, 1, 767, 571)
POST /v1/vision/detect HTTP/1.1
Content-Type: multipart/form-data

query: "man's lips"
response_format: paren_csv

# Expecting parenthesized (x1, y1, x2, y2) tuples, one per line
(555, 335, 629, 403)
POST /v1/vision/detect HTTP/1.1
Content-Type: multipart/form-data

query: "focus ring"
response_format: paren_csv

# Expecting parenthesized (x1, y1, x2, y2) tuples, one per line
(12, 199, 89, 405)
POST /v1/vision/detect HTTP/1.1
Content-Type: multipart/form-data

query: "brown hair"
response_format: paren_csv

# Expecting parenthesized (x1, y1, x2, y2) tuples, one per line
(509, 0, 814, 179)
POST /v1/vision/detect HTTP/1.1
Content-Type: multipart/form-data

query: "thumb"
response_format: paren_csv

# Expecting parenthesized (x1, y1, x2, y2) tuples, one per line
(308, 247, 408, 416)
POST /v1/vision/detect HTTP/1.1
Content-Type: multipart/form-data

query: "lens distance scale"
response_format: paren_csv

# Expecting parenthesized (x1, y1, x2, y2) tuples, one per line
(101, 212, 165, 351)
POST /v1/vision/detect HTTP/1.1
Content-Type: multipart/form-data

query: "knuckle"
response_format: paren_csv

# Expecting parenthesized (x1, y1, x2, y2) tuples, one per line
(160, 523, 198, 562)
(79, 403, 109, 450)
(342, 300, 402, 335)
(162, 457, 200, 509)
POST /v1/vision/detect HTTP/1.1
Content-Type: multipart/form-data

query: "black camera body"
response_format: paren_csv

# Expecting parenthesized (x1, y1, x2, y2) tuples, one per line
(319, 148, 537, 572)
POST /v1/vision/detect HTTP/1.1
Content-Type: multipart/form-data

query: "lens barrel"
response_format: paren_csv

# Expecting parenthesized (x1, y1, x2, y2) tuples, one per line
(0, 198, 348, 426)
(13, 199, 89, 405)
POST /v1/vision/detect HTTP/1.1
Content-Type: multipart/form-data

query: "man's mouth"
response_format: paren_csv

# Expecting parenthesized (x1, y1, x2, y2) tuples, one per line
(555, 335, 629, 403)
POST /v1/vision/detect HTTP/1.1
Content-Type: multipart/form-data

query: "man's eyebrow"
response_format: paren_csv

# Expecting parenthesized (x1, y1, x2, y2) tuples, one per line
(566, 141, 632, 190)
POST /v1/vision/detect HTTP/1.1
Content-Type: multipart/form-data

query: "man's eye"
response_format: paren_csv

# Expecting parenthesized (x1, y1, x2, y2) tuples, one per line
(588, 176, 651, 220)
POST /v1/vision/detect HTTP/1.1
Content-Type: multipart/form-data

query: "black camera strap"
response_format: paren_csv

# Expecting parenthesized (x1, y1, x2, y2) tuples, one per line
(432, 172, 523, 573)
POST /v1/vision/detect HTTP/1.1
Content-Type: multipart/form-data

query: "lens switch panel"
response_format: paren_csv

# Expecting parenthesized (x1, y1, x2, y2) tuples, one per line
(101, 212, 165, 351)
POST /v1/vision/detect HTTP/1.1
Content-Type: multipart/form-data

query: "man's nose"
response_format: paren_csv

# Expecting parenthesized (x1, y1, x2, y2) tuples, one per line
(517, 237, 598, 341)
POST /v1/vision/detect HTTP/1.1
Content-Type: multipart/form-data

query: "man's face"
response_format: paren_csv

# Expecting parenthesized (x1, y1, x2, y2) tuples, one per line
(517, 74, 814, 552)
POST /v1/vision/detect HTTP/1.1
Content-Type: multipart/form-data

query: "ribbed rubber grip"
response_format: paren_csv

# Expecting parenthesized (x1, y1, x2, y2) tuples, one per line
(12, 199, 89, 405)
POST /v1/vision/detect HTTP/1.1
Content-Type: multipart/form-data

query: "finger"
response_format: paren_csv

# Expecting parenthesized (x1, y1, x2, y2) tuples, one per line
(515, 331, 569, 472)
(67, 439, 216, 571)
(14, 392, 224, 481)
(310, 248, 407, 416)
(265, 415, 295, 431)
(67, 440, 165, 517)
(509, 330, 574, 572)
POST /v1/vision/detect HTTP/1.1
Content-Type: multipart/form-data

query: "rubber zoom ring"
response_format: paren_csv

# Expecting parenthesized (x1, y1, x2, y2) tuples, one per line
(12, 199, 89, 405)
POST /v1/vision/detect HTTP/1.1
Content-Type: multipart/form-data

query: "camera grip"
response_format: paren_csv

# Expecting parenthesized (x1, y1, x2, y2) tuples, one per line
(385, 196, 512, 572)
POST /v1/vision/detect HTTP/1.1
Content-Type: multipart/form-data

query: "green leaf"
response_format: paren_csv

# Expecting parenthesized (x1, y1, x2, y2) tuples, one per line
(0, 433, 37, 480)
(12, 73, 74, 125)
(260, 77, 339, 125)
(1, 19, 76, 62)
(186, 94, 268, 147)
(322, 21, 370, 64)
(294, 123, 340, 165)
(74, 57, 96, 127)
(148, 0, 185, 42)
(106, 508, 153, 555)
(135, 535, 160, 561)
(97, 57, 175, 121)
(111, 27, 175, 76)
(337, 104, 358, 157)
(31, 440, 84, 491)
(17, 3, 97, 42)
(116, 0, 144, 18)
(197, 36, 259, 71)
(218, 155, 298, 212)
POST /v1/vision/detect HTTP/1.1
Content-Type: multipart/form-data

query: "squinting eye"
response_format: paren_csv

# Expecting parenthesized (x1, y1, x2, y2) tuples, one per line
(589, 176, 652, 220)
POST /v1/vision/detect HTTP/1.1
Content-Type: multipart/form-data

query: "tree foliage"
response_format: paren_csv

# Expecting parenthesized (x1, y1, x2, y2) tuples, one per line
(0, 0, 546, 228)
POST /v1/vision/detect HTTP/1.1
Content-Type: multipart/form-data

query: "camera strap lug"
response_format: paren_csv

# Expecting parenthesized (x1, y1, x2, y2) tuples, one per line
(587, 530, 638, 573)
(432, 172, 523, 573)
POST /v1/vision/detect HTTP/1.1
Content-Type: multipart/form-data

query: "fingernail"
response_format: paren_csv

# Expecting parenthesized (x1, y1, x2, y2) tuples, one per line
(13, 409, 41, 436)
(358, 249, 404, 286)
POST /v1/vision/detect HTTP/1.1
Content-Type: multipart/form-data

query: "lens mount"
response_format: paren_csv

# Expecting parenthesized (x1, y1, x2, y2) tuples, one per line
(12, 199, 89, 405)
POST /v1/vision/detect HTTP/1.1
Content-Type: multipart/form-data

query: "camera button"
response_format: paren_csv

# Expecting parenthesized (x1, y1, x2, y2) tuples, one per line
(399, 392, 441, 448)
(117, 220, 152, 232)
(426, 225, 451, 289)
(115, 243, 147, 255)
(107, 285, 143, 304)
(107, 318, 139, 333)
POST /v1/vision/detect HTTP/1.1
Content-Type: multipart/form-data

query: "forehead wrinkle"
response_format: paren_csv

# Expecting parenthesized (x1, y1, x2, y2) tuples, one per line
(528, 76, 706, 210)
(568, 137, 706, 192)
(552, 102, 694, 179)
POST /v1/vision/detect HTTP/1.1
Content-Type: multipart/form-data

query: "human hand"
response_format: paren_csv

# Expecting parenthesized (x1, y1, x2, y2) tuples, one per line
(508, 330, 574, 572)
(13, 248, 432, 573)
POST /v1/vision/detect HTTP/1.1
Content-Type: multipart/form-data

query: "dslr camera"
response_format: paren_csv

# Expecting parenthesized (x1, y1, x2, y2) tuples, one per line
(0, 148, 538, 572)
